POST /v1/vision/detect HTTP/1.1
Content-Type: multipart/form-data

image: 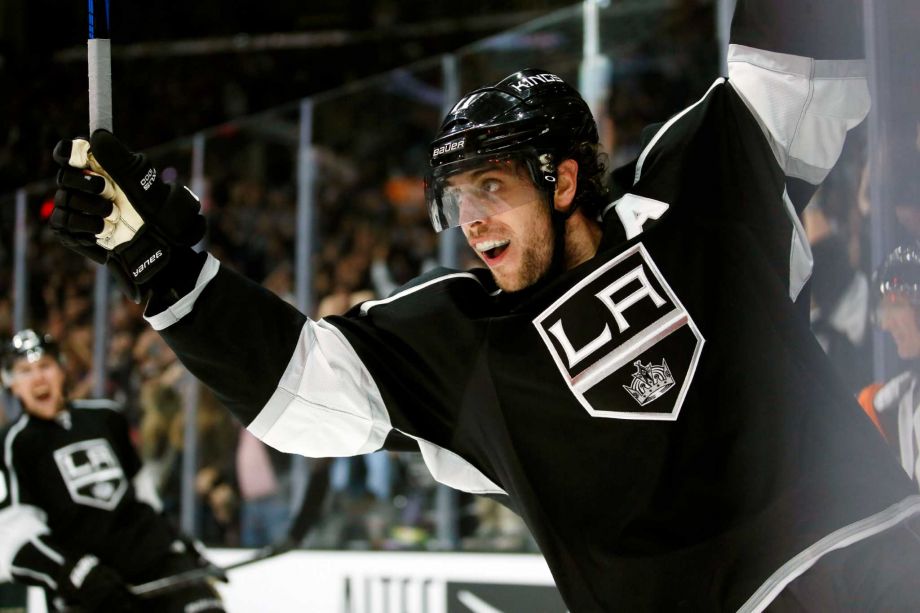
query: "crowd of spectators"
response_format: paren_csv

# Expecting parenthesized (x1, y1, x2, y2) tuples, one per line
(5, 0, 916, 557)
(0, 68, 537, 551)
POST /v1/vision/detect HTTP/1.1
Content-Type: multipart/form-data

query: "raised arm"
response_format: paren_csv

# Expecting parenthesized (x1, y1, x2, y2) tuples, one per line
(727, 0, 869, 190)
(50, 131, 395, 459)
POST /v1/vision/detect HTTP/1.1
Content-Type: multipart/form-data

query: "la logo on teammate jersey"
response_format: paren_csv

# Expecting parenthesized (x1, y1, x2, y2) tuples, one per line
(53, 438, 128, 510)
(533, 243, 704, 420)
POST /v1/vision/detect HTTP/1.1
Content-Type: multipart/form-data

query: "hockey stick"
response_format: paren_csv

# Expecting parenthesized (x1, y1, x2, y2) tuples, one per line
(129, 543, 289, 598)
(131, 458, 333, 599)
(87, 0, 113, 399)
(88, 0, 113, 133)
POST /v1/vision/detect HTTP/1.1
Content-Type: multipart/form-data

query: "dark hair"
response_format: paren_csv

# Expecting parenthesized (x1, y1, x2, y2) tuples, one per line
(568, 141, 610, 221)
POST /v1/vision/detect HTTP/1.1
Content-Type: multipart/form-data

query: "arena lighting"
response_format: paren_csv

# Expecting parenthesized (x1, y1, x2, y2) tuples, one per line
(40, 198, 54, 220)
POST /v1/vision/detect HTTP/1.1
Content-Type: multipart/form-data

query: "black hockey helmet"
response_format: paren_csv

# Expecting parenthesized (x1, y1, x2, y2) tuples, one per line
(873, 243, 920, 302)
(871, 242, 920, 324)
(425, 68, 599, 232)
(1, 329, 61, 387)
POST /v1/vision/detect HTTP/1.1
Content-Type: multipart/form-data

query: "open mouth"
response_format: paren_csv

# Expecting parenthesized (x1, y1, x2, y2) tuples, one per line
(32, 386, 52, 402)
(476, 239, 510, 263)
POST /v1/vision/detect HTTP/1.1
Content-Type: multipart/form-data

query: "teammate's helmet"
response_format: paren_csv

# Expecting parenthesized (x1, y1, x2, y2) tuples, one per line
(871, 242, 920, 326)
(1, 329, 60, 387)
(425, 68, 599, 232)
(873, 243, 920, 302)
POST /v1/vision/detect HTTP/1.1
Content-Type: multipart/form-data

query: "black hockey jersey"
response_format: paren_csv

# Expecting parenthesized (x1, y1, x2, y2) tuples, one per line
(0, 400, 177, 592)
(148, 1, 920, 610)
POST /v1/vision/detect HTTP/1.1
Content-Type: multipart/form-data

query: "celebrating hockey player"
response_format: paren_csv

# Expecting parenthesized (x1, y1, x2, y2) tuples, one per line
(49, 0, 920, 610)
(0, 330, 224, 613)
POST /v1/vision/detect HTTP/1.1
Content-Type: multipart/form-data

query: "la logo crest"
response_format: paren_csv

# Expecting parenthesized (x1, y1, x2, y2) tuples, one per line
(53, 439, 127, 510)
(533, 244, 703, 420)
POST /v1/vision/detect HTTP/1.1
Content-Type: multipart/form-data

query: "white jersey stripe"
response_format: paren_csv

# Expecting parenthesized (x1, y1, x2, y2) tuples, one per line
(740, 495, 920, 613)
(10, 564, 57, 591)
(359, 272, 482, 316)
(3, 415, 30, 505)
(0, 505, 51, 583)
(634, 78, 725, 185)
(248, 319, 392, 457)
(783, 187, 813, 301)
(727, 44, 869, 185)
(396, 429, 507, 496)
(30, 536, 64, 566)
(146, 253, 221, 330)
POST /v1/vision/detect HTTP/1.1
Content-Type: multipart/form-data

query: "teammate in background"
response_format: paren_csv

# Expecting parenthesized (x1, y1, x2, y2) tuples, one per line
(858, 243, 920, 492)
(0, 330, 225, 612)
(49, 0, 920, 610)
(809, 230, 872, 394)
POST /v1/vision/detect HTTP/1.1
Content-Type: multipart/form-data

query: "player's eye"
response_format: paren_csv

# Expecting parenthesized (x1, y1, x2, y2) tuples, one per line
(480, 178, 502, 193)
(12, 366, 32, 379)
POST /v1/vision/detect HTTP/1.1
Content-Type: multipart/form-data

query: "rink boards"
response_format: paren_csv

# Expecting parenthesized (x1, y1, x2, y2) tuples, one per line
(27, 549, 567, 612)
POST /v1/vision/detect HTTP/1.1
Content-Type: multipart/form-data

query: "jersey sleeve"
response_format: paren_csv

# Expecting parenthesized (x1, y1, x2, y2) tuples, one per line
(613, 0, 870, 306)
(726, 0, 869, 187)
(150, 255, 393, 458)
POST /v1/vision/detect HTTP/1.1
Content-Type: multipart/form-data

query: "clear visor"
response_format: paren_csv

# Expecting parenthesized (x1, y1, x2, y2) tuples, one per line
(426, 153, 545, 232)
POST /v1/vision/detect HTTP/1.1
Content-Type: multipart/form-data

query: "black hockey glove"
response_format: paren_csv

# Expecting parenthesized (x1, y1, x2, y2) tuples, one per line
(50, 129, 206, 303)
(57, 554, 139, 612)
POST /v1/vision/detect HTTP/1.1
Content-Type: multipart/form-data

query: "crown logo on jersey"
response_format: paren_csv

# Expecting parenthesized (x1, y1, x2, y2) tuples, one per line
(623, 359, 675, 406)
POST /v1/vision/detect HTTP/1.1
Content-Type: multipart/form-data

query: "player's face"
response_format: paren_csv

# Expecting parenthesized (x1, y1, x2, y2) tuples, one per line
(8, 354, 66, 419)
(453, 165, 554, 292)
(877, 294, 920, 359)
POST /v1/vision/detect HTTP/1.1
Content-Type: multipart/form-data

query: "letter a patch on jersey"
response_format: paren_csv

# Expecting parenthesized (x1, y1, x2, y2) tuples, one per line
(53, 439, 128, 510)
(533, 244, 704, 420)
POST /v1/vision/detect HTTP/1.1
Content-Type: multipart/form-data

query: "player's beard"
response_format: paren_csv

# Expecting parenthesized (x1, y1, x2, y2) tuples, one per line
(493, 207, 556, 293)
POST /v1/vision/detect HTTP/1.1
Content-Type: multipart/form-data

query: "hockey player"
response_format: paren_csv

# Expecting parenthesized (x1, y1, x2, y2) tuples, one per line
(0, 329, 225, 612)
(857, 243, 920, 492)
(49, 0, 920, 610)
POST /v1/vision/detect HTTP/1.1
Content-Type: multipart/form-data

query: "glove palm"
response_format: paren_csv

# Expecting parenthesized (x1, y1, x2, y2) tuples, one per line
(51, 130, 206, 302)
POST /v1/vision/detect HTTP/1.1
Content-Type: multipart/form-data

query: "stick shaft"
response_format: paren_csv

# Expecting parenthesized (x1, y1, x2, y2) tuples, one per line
(88, 0, 112, 132)
(130, 546, 285, 598)
(88, 39, 113, 132)
(130, 566, 220, 598)
(133, 464, 332, 598)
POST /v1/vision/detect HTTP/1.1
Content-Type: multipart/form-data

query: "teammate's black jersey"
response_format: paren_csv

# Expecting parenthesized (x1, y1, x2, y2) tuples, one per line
(0, 400, 177, 592)
(149, 1, 920, 610)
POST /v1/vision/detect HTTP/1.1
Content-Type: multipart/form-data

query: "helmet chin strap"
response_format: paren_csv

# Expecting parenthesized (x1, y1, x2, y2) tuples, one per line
(539, 153, 579, 281)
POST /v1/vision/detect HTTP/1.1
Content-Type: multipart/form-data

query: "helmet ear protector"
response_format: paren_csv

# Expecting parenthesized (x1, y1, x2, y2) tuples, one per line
(426, 69, 598, 232)
(1, 329, 61, 388)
